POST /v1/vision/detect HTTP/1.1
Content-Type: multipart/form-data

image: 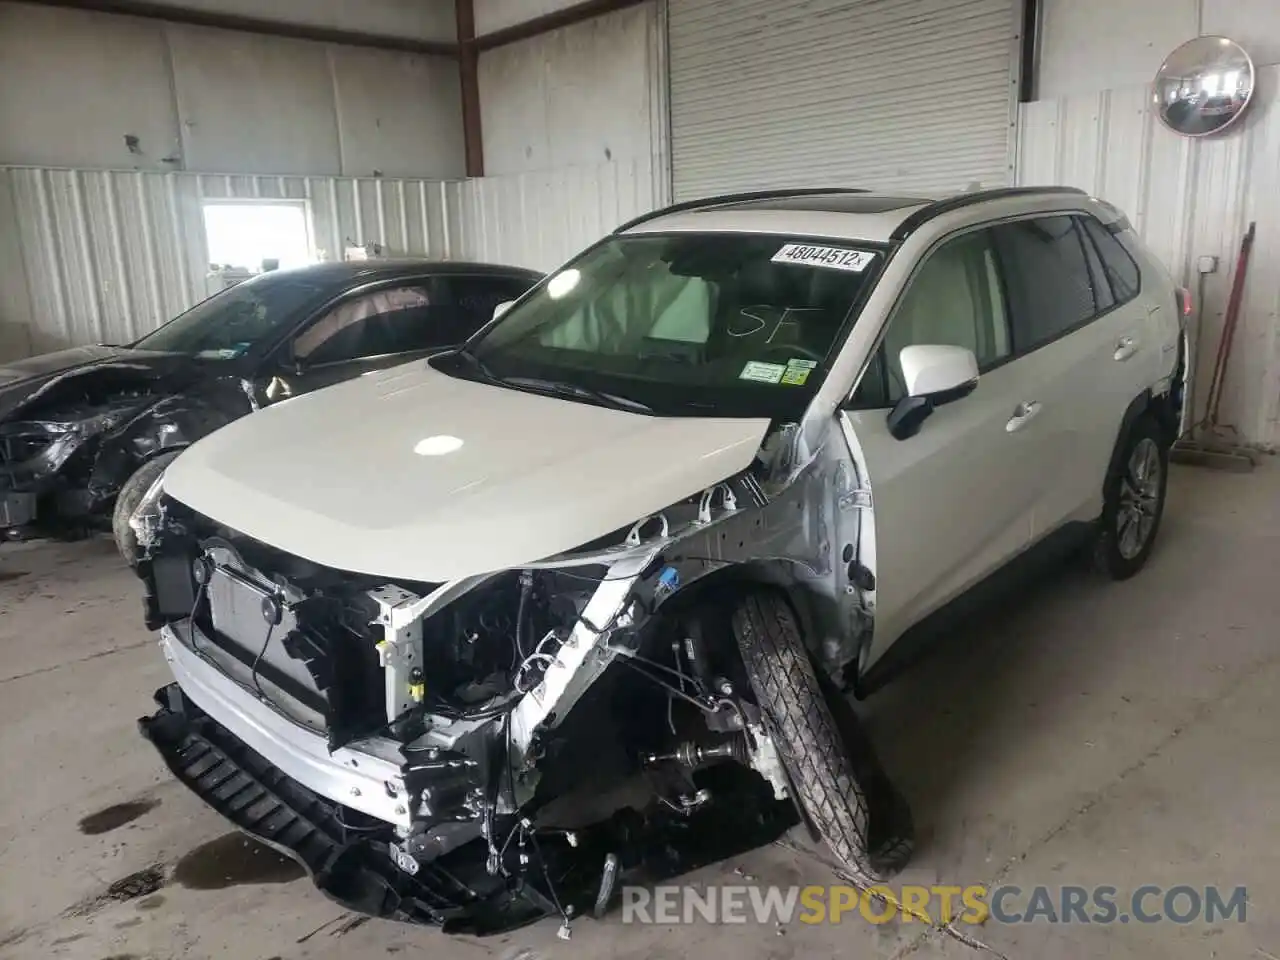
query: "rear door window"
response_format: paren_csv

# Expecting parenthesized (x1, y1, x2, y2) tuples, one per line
(991, 216, 1099, 352)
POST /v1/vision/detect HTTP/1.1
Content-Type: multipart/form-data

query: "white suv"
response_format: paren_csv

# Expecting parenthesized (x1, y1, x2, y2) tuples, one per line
(131, 187, 1185, 935)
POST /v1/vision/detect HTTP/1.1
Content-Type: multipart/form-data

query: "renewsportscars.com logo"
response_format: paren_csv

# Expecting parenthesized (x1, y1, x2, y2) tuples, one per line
(621, 884, 1248, 926)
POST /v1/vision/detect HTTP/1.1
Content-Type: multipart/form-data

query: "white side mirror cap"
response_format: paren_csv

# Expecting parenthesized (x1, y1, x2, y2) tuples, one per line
(899, 344, 979, 398)
(492, 300, 516, 321)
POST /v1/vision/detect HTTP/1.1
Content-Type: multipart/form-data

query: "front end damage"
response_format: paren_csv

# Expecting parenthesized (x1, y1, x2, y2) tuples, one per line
(1, 361, 254, 538)
(132, 422, 876, 934)
(1, 393, 152, 533)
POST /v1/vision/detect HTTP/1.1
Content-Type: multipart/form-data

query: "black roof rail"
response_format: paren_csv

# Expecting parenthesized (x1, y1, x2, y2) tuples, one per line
(888, 186, 1090, 242)
(613, 187, 871, 234)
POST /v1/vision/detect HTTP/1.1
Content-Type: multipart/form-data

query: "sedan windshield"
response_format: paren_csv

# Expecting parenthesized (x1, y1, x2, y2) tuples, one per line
(132, 272, 328, 358)
(452, 233, 882, 418)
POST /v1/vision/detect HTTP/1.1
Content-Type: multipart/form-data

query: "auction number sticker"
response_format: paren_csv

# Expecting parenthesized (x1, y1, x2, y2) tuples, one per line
(771, 243, 875, 272)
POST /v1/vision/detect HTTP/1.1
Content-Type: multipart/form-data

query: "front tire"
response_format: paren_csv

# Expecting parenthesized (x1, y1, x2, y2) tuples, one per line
(112, 452, 179, 566)
(1092, 414, 1168, 580)
(731, 591, 913, 883)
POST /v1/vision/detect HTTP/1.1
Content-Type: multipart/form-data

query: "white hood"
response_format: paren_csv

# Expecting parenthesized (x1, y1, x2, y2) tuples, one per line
(163, 361, 771, 582)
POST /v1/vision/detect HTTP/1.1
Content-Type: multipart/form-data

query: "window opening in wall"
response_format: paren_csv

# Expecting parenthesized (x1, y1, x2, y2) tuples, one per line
(202, 201, 314, 288)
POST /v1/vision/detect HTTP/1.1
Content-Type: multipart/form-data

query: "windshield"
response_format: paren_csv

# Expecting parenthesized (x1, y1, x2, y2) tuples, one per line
(132, 273, 329, 358)
(450, 233, 882, 418)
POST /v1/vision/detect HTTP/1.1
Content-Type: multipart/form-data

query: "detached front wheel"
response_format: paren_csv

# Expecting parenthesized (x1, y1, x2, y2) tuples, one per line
(731, 591, 913, 883)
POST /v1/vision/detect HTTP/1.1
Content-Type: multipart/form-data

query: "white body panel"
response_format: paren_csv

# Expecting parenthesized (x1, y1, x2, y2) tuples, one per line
(843, 356, 1048, 666)
(158, 189, 1183, 685)
(163, 360, 770, 582)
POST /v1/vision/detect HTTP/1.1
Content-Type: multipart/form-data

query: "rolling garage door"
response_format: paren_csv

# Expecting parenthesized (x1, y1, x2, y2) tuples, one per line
(668, 0, 1022, 200)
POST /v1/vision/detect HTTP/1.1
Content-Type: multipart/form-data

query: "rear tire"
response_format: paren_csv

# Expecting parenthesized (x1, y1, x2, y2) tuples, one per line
(112, 452, 179, 566)
(1092, 414, 1168, 580)
(731, 590, 913, 883)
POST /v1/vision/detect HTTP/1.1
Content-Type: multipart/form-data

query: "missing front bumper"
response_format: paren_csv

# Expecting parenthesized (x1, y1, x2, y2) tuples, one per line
(139, 683, 559, 935)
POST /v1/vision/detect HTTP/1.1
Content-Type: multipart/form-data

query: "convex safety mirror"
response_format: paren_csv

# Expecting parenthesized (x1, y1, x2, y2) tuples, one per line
(1155, 36, 1255, 137)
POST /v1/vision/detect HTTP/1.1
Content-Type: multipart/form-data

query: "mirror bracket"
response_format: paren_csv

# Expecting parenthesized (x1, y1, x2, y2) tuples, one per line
(885, 380, 977, 441)
(887, 396, 934, 441)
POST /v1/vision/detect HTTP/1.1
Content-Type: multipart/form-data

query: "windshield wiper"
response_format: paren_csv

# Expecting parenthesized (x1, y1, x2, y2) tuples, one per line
(451, 345, 501, 383)
(502, 376, 654, 414)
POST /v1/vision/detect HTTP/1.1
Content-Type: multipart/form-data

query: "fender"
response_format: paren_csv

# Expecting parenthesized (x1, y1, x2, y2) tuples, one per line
(87, 381, 255, 506)
(1104, 389, 1156, 495)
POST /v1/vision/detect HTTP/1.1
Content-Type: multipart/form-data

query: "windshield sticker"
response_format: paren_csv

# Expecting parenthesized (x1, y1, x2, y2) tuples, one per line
(771, 243, 875, 272)
(781, 357, 817, 385)
(739, 360, 787, 384)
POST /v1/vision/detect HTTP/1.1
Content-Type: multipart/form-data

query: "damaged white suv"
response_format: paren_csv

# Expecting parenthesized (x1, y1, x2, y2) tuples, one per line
(131, 187, 1186, 936)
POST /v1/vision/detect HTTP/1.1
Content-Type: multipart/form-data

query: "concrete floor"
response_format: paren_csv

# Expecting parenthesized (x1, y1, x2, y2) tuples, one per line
(1, 462, 1278, 960)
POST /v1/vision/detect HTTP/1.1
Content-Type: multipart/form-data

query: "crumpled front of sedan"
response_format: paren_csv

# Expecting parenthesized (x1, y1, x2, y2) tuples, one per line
(0, 400, 149, 531)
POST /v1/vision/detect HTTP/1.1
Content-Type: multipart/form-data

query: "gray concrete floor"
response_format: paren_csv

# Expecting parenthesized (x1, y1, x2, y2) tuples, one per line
(1, 462, 1278, 960)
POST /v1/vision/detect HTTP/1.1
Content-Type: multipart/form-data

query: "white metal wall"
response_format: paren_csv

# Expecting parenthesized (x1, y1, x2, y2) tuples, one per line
(478, 4, 668, 181)
(1017, 69, 1280, 449)
(667, 0, 1022, 199)
(0, 167, 458, 358)
(0, 160, 650, 362)
(0, 2, 465, 178)
(454, 157, 661, 272)
(1037, 0, 1280, 101)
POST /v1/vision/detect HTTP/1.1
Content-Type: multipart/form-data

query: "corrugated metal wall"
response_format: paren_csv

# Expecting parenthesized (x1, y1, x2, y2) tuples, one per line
(0, 160, 658, 361)
(1017, 66, 1280, 449)
(0, 167, 457, 357)
(454, 157, 661, 272)
(667, 0, 1021, 200)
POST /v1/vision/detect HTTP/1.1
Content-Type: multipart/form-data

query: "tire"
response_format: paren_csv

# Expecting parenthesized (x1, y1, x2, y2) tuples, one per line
(112, 451, 179, 566)
(1092, 414, 1168, 580)
(731, 591, 914, 883)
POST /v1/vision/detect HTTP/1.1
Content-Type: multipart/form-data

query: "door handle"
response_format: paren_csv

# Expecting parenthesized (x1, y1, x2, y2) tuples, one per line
(1006, 400, 1042, 432)
(1114, 336, 1139, 362)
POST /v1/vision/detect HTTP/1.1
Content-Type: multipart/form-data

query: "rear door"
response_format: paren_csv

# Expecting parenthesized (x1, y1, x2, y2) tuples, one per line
(842, 227, 1047, 665)
(990, 215, 1152, 535)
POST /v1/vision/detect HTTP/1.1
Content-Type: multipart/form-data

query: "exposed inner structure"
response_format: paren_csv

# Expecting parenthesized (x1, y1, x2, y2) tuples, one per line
(133, 417, 877, 933)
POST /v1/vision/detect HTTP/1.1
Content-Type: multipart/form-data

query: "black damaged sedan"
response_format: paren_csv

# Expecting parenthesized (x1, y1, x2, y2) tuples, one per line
(0, 258, 541, 555)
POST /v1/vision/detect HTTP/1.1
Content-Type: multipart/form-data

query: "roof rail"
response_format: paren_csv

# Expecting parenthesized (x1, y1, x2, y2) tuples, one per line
(888, 186, 1089, 242)
(613, 187, 871, 234)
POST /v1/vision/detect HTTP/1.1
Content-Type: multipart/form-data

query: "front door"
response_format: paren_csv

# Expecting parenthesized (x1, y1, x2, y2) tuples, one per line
(841, 227, 1049, 669)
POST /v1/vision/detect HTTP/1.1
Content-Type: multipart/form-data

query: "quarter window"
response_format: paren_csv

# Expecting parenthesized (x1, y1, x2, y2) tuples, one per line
(1080, 216, 1141, 303)
(991, 216, 1098, 351)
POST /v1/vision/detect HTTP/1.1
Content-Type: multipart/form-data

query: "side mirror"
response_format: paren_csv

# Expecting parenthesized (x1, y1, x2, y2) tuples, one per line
(886, 344, 979, 441)
(492, 300, 516, 321)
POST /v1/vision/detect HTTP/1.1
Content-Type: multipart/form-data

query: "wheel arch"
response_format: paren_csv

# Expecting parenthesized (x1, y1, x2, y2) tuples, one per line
(655, 559, 839, 676)
(1105, 389, 1160, 494)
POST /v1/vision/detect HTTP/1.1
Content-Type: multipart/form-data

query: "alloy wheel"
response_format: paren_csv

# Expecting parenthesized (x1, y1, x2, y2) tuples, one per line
(1117, 437, 1162, 560)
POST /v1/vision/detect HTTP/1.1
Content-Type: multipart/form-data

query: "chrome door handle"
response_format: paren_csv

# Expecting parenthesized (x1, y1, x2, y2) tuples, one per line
(1114, 336, 1139, 362)
(1006, 400, 1042, 432)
